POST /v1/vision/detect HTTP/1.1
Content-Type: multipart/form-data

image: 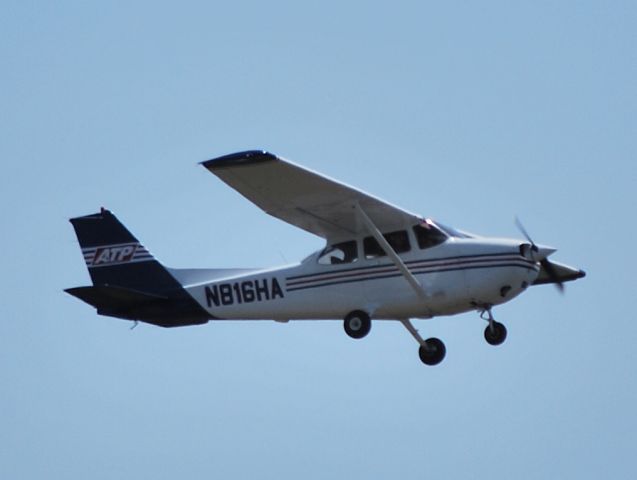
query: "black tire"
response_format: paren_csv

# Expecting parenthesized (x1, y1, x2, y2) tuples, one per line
(418, 338, 446, 365)
(484, 321, 507, 346)
(343, 310, 371, 339)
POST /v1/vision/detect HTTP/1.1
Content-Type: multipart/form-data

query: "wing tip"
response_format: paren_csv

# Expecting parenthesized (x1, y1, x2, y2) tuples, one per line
(201, 150, 277, 169)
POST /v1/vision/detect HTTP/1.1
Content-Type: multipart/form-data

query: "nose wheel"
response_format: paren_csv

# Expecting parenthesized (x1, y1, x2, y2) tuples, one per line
(479, 306, 507, 346)
(484, 321, 507, 345)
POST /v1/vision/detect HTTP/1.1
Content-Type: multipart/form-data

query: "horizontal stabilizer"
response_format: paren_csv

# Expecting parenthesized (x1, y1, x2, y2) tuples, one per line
(65, 285, 167, 309)
(65, 285, 209, 327)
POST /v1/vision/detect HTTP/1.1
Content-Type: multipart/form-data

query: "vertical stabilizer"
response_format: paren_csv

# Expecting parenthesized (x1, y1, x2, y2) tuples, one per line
(69, 208, 180, 293)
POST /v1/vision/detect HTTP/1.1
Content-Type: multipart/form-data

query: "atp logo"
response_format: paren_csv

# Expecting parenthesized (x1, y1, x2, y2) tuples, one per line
(92, 244, 138, 266)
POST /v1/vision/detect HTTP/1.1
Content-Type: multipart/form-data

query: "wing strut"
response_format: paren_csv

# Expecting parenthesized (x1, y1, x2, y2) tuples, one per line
(354, 203, 428, 300)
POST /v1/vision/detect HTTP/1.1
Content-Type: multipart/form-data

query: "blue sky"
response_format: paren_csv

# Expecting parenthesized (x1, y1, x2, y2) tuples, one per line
(1, 1, 636, 478)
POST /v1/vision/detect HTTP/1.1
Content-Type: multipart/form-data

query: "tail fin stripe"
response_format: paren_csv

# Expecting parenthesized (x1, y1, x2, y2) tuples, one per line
(81, 243, 151, 254)
(86, 258, 155, 269)
(80, 241, 155, 268)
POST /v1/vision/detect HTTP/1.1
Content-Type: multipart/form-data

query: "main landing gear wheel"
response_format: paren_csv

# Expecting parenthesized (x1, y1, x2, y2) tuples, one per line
(343, 310, 371, 339)
(484, 321, 507, 346)
(418, 338, 446, 366)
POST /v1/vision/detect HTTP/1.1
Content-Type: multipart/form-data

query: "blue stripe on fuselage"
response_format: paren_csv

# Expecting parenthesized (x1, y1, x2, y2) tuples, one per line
(285, 253, 537, 292)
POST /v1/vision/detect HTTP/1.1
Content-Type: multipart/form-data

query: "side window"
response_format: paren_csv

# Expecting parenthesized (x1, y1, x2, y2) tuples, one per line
(363, 237, 384, 258)
(317, 241, 358, 265)
(363, 230, 410, 259)
(413, 222, 447, 249)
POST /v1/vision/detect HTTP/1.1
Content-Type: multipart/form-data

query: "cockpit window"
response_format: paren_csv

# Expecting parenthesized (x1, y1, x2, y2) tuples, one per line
(317, 240, 358, 265)
(412, 222, 448, 249)
(364, 230, 410, 259)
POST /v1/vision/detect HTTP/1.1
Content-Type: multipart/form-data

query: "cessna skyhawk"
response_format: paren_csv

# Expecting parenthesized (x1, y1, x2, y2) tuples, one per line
(66, 150, 585, 365)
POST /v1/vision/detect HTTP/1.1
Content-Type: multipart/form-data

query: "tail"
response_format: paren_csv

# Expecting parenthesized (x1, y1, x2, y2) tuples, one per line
(69, 208, 180, 293)
(66, 208, 209, 327)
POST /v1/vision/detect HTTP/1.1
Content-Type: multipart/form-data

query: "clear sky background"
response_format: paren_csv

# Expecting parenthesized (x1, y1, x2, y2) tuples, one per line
(1, 1, 635, 478)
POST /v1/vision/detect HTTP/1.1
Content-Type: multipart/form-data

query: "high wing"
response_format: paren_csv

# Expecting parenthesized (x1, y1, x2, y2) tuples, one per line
(201, 150, 423, 241)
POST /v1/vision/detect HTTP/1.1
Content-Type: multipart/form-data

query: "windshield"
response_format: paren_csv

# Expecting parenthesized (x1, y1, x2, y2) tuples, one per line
(432, 220, 474, 238)
(413, 221, 447, 249)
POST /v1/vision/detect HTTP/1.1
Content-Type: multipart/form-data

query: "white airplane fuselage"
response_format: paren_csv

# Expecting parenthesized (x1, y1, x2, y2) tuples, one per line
(66, 148, 585, 365)
(181, 235, 540, 322)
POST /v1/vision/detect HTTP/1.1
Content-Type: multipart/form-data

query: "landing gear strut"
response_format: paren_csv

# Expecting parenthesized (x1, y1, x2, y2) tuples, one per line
(479, 306, 507, 346)
(400, 319, 446, 366)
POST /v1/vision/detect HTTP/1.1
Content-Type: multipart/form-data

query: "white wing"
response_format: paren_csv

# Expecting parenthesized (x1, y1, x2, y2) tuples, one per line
(201, 151, 423, 241)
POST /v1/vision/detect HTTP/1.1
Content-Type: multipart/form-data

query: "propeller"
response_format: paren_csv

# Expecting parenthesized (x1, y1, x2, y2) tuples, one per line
(515, 217, 565, 293)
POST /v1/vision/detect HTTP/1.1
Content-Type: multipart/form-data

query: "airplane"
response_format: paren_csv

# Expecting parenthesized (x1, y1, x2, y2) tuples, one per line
(66, 150, 585, 365)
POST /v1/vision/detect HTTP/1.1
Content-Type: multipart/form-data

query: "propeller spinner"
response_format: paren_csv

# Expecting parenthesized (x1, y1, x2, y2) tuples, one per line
(516, 218, 567, 293)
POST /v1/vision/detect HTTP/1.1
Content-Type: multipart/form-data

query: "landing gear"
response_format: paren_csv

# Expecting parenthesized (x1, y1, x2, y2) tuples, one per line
(418, 338, 446, 366)
(344, 313, 446, 364)
(484, 321, 507, 345)
(343, 310, 371, 339)
(400, 318, 446, 366)
(479, 306, 507, 346)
